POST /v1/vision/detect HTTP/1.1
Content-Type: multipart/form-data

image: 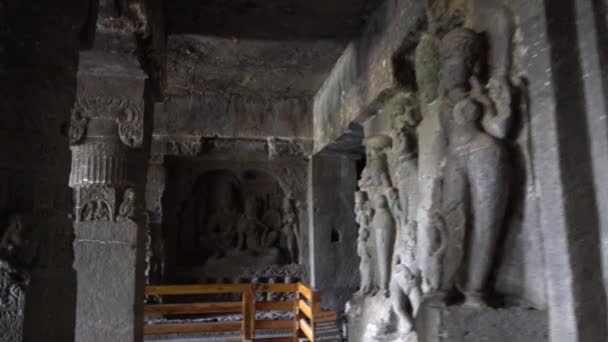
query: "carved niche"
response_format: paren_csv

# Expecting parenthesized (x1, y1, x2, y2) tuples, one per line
(176, 169, 299, 279)
(75, 185, 116, 222)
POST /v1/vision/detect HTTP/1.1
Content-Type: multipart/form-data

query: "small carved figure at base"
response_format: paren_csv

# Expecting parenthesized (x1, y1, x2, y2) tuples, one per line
(357, 228, 373, 295)
(390, 259, 422, 335)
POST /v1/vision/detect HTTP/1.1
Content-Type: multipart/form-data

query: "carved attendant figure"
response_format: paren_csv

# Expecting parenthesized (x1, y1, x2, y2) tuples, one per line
(390, 251, 422, 334)
(358, 136, 392, 190)
(355, 191, 373, 294)
(438, 28, 513, 306)
(371, 193, 396, 297)
(281, 196, 300, 263)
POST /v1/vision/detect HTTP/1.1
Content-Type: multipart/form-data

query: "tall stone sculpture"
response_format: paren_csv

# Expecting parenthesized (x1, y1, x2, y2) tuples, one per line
(390, 92, 421, 226)
(354, 191, 373, 295)
(437, 27, 514, 306)
(386, 186, 421, 334)
(414, 32, 447, 295)
(371, 192, 395, 297)
(359, 135, 395, 296)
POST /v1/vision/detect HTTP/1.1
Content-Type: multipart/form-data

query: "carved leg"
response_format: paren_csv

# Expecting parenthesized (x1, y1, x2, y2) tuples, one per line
(376, 226, 395, 295)
(463, 146, 509, 303)
(390, 279, 414, 333)
(409, 286, 423, 316)
(439, 155, 468, 294)
(359, 260, 372, 294)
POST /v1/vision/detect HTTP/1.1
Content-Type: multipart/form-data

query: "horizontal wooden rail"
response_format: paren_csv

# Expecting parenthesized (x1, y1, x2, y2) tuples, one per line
(315, 310, 337, 322)
(255, 300, 295, 311)
(143, 282, 337, 342)
(144, 302, 242, 316)
(146, 284, 250, 295)
(144, 322, 242, 335)
(255, 320, 294, 330)
(257, 283, 298, 293)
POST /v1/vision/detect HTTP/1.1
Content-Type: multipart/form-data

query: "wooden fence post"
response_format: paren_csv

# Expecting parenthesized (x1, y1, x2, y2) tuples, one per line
(242, 285, 254, 341)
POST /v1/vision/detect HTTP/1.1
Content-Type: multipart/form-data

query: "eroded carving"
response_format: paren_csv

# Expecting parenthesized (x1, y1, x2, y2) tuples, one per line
(69, 110, 88, 145)
(281, 195, 300, 263)
(117, 188, 136, 222)
(117, 104, 144, 147)
(71, 96, 144, 148)
(0, 212, 29, 336)
(69, 142, 128, 188)
(435, 26, 516, 306)
(358, 135, 392, 190)
(76, 185, 116, 222)
(355, 191, 373, 295)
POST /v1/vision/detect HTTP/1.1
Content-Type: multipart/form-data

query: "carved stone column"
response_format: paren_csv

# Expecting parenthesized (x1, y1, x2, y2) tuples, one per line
(67, 0, 164, 340)
(69, 58, 149, 342)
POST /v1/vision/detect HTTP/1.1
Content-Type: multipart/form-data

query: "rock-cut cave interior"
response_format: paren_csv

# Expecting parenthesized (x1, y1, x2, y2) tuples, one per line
(1, 0, 608, 341)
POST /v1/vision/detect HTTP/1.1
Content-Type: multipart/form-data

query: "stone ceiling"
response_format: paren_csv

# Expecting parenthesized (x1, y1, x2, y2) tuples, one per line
(164, 0, 383, 99)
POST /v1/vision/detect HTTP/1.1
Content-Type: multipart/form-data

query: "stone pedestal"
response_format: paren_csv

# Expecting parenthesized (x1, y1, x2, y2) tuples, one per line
(73, 221, 144, 342)
(346, 294, 417, 342)
(416, 302, 549, 342)
(0, 264, 26, 342)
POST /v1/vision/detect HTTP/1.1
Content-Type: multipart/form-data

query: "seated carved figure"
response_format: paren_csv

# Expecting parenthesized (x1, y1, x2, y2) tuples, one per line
(235, 198, 272, 253)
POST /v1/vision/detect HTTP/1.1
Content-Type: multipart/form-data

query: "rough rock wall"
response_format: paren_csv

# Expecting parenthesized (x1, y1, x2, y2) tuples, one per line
(312, 0, 427, 153)
(0, 1, 88, 340)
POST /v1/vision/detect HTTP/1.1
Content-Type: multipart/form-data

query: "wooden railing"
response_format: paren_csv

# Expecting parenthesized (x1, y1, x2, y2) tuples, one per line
(144, 282, 337, 342)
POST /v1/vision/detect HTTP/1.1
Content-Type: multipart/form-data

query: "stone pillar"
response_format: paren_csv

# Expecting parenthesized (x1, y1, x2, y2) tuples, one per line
(69, 54, 148, 342)
(309, 152, 360, 310)
(66, 0, 164, 339)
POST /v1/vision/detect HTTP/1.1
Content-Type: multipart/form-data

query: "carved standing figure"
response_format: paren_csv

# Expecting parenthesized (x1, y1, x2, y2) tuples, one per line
(117, 187, 136, 221)
(235, 197, 272, 253)
(414, 32, 448, 295)
(371, 193, 396, 297)
(358, 136, 392, 190)
(355, 191, 373, 294)
(438, 27, 514, 306)
(359, 135, 395, 296)
(281, 196, 300, 263)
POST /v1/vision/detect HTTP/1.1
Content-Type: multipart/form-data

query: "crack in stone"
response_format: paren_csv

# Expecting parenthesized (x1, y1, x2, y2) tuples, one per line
(76, 239, 128, 245)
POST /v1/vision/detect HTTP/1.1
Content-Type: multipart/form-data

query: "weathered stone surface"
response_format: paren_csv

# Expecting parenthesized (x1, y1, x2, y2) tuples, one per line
(165, 0, 382, 40)
(417, 303, 548, 342)
(346, 294, 417, 342)
(313, 0, 427, 153)
(154, 95, 311, 140)
(73, 221, 145, 342)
